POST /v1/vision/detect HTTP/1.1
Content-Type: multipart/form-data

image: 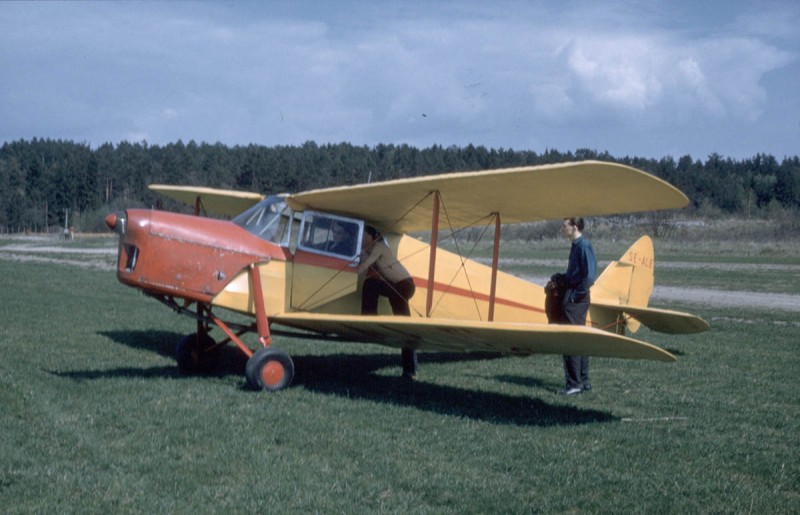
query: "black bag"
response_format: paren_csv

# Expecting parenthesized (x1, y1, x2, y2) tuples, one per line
(544, 274, 568, 324)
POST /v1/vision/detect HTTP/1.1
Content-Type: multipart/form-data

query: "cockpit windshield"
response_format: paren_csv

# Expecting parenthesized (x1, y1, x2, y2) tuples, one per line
(232, 196, 292, 244)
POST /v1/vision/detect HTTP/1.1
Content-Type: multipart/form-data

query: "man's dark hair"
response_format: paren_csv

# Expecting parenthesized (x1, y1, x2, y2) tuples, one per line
(364, 225, 383, 242)
(566, 217, 585, 231)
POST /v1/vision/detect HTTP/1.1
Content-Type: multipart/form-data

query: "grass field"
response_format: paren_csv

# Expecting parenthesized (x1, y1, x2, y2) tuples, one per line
(1, 237, 799, 513)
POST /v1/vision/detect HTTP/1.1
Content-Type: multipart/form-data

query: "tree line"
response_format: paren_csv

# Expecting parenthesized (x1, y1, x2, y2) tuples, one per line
(1, 138, 798, 233)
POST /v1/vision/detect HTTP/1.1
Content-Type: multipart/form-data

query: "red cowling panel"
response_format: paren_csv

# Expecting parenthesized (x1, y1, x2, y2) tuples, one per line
(116, 209, 288, 301)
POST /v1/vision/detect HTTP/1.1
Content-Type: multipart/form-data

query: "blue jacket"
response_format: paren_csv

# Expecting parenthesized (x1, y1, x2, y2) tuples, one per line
(565, 236, 596, 302)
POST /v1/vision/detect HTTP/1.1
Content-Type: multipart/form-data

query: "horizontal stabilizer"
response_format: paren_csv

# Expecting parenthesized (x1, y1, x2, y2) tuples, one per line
(149, 185, 264, 216)
(273, 312, 677, 362)
(592, 301, 710, 334)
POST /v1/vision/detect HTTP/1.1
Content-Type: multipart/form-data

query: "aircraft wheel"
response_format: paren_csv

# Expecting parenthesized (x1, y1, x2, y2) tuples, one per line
(176, 333, 217, 375)
(245, 347, 294, 391)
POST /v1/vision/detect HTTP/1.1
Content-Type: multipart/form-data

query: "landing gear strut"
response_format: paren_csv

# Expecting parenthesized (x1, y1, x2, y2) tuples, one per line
(176, 332, 218, 375)
(160, 262, 295, 391)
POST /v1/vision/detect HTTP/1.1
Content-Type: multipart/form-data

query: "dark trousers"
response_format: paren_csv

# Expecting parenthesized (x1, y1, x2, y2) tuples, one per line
(361, 277, 415, 316)
(362, 277, 418, 374)
(401, 348, 418, 376)
(562, 291, 590, 389)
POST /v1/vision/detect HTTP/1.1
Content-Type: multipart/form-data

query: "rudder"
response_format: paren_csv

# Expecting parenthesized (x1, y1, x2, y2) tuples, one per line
(591, 236, 655, 333)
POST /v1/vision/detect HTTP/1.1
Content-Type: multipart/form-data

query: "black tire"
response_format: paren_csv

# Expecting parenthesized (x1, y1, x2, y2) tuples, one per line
(176, 333, 217, 375)
(245, 347, 294, 391)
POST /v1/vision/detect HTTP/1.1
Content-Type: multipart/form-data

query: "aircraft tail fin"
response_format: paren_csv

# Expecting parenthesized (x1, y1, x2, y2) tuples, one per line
(590, 235, 708, 334)
(591, 236, 654, 332)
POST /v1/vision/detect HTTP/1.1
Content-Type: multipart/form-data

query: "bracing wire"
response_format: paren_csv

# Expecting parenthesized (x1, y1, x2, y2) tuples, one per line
(295, 191, 435, 311)
(429, 202, 496, 320)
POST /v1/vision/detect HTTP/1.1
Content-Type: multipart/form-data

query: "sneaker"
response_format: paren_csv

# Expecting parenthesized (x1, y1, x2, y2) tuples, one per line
(582, 383, 592, 392)
(558, 387, 583, 396)
(401, 372, 418, 381)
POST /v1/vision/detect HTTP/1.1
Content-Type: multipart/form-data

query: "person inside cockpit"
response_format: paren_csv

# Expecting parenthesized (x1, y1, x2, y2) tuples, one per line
(327, 221, 356, 256)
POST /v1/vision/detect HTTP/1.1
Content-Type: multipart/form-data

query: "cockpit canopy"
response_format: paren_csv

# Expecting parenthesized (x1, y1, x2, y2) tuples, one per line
(232, 196, 363, 260)
(232, 195, 292, 245)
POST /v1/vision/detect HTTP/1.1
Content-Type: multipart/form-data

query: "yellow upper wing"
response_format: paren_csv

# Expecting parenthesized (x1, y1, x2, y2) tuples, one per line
(149, 185, 264, 216)
(287, 161, 689, 232)
(272, 313, 676, 362)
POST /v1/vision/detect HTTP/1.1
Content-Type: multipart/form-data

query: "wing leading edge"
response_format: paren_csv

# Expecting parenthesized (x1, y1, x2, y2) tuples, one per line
(149, 185, 265, 216)
(287, 160, 689, 233)
(272, 313, 676, 362)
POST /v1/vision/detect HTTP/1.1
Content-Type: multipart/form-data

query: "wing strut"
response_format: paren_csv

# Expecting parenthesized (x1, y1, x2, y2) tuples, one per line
(425, 191, 440, 317)
(192, 195, 209, 217)
(249, 263, 273, 346)
(488, 212, 501, 321)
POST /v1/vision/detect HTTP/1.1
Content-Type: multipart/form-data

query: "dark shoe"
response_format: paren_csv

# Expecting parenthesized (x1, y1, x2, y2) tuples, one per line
(558, 387, 583, 396)
(401, 372, 418, 381)
(582, 383, 592, 392)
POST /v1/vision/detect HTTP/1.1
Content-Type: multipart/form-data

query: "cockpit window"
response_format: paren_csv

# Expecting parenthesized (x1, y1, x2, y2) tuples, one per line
(298, 211, 362, 259)
(232, 196, 292, 244)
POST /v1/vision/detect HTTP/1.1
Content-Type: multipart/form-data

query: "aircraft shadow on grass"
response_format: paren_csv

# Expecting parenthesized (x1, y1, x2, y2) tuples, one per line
(290, 354, 617, 427)
(52, 329, 618, 427)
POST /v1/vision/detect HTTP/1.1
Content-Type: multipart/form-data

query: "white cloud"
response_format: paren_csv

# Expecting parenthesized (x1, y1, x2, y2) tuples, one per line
(694, 37, 794, 121)
(564, 37, 664, 111)
(523, 25, 795, 127)
(0, 1, 797, 158)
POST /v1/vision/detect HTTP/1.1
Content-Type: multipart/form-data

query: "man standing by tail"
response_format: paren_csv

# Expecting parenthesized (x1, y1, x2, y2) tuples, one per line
(549, 217, 597, 395)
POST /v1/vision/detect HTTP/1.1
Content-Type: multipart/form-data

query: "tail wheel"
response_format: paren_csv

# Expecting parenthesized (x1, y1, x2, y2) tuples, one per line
(176, 333, 217, 375)
(245, 347, 294, 391)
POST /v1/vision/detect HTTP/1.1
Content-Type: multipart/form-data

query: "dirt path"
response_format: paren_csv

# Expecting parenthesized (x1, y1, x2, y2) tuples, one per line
(519, 272, 800, 313)
(0, 241, 117, 270)
(3, 240, 799, 312)
(651, 286, 799, 312)
(479, 257, 800, 274)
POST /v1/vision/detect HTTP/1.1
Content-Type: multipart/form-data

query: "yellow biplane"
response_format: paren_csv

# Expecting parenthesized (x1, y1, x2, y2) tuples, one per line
(105, 160, 709, 391)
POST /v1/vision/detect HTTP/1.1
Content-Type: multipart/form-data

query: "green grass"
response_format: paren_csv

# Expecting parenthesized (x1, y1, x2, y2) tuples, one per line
(1, 247, 799, 513)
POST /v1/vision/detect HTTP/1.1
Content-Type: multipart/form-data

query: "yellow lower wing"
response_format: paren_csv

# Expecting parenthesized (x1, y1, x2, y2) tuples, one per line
(272, 313, 676, 362)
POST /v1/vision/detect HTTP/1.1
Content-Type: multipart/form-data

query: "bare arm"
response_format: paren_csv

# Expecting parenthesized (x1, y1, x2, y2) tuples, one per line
(357, 245, 383, 274)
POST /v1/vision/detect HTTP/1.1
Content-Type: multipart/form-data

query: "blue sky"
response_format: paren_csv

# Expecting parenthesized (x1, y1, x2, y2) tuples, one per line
(2, 0, 798, 160)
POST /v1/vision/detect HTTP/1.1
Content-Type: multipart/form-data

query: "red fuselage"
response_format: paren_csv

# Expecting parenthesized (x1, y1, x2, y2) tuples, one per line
(110, 209, 288, 303)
